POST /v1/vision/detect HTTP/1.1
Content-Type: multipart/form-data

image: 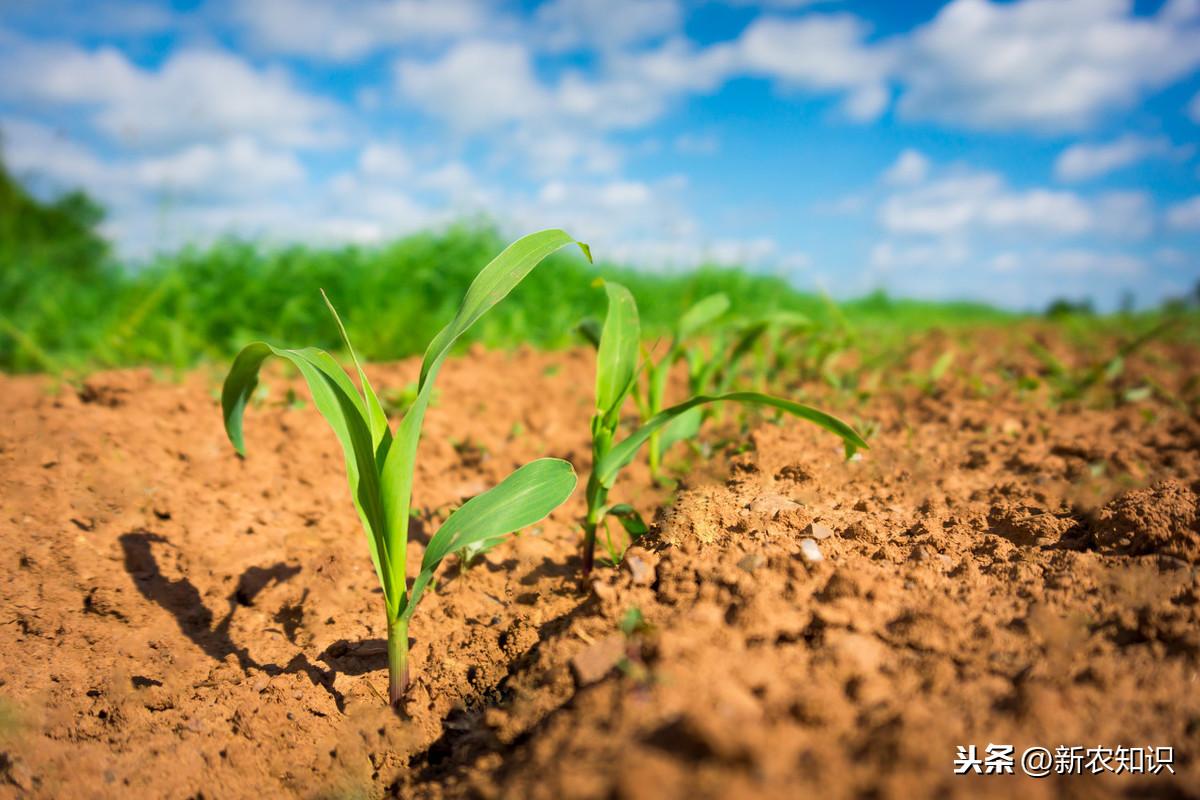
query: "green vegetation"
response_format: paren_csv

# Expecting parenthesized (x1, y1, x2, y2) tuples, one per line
(579, 280, 869, 574)
(1, 160, 1027, 376)
(221, 230, 584, 709)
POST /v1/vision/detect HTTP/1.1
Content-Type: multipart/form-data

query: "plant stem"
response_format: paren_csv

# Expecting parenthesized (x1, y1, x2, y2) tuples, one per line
(647, 430, 661, 480)
(581, 472, 606, 577)
(387, 616, 409, 710)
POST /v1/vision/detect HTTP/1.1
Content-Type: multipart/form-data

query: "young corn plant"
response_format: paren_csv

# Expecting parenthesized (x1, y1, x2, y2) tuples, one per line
(637, 307, 820, 478)
(634, 292, 730, 481)
(221, 230, 587, 710)
(580, 281, 869, 574)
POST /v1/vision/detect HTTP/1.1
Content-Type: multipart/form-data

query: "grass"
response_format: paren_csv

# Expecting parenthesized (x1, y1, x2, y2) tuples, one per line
(4, 221, 1029, 376)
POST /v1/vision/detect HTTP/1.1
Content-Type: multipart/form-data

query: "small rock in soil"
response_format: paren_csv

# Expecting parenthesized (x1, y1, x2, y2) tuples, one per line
(799, 538, 824, 564)
(570, 635, 625, 686)
(624, 553, 655, 585)
(747, 494, 800, 518)
(805, 521, 835, 540)
(737, 552, 767, 573)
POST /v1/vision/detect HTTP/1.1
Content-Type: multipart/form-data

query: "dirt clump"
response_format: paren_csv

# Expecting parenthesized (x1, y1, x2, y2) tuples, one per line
(1091, 480, 1200, 561)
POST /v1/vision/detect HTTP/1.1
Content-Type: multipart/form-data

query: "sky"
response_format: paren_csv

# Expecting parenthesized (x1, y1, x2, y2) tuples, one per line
(1, 0, 1199, 310)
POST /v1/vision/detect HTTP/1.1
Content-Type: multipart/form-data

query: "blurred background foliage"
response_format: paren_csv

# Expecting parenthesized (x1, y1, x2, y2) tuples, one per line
(1, 157, 1194, 376)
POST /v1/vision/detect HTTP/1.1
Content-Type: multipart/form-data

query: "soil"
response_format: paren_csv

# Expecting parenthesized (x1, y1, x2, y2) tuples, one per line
(1, 330, 1198, 799)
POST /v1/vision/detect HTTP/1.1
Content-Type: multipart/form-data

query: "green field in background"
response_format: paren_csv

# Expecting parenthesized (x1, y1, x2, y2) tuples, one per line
(2, 159, 1192, 376)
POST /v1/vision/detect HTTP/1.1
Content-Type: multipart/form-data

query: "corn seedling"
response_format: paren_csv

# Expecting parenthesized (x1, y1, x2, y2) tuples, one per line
(222, 230, 587, 709)
(1024, 318, 1175, 404)
(580, 281, 869, 574)
(634, 292, 730, 481)
(653, 309, 815, 470)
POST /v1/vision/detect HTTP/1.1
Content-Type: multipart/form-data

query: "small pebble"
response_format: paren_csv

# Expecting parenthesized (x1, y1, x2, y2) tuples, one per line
(570, 635, 625, 686)
(747, 494, 800, 518)
(737, 552, 767, 573)
(624, 555, 655, 585)
(799, 538, 824, 564)
(805, 521, 835, 540)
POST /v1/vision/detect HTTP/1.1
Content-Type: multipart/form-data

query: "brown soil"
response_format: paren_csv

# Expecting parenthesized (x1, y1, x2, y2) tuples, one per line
(1, 331, 1199, 799)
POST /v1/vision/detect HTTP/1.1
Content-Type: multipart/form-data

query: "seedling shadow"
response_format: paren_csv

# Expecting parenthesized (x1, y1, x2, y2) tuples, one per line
(411, 592, 599, 783)
(119, 530, 345, 710)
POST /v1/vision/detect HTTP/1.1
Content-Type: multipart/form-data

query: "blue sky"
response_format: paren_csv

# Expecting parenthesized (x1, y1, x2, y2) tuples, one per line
(2, 0, 1199, 309)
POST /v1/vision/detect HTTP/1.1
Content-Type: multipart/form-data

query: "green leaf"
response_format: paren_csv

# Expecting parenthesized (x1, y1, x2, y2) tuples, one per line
(321, 290, 390, 453)
(605, 503, 648, 538)
(676, 293, 730, 340)
(594, 281, 640, 419)
(401, 458, 578, 620)
(380, 230, 588, 613)
(221, 342, 392, 600)
(594, 391, 869, 489)
(657, 405, 703, 456)
(928, 350, 957, 383)
(459, 535, 508, 564)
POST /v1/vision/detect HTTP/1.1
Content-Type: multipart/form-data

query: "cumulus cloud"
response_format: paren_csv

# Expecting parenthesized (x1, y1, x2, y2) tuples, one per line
(0, 38, 340, 148)
(895, 0, 1200, 132)
(395, 40, 548, 132)
(358, 142, 412, 181)
(869, 239, 970, 271)
(1166, 195, 1200, 230)
(235, 0, 495, 60)
(882, 149, 930, 186)
(880, 170, 1097, 237)
(876, 160, 1161, 243)
(1054, 135, 1179, 181)
(535, 0, 681, 52)
(735, 14, 893, 121)
(1, 117, 304, 200)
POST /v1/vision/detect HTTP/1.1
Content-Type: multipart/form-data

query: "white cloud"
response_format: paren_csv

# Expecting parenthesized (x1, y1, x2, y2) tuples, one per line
(394, 37, 730, 173)
(736, 15, 893, 121)
(882, 148, 930, 185)
(607, 236, 782, 269)
(1166, 195, 1200, 230)
(1093, 191, 1155, 239)
(132, 137, 305, 197)
(880, 172, 1081, 236)
(1042, 249, 1146, 276)
(358, 142, 412, 181)
(395, 40, 548, 132)
(878, 168, 1142, 238)
(870, 239, 970, 271)
(983, 247, 1150, 279)
(535, 0, 681, 52)
(1, 118, 303, 201)
(896, 0, 1200, 132)
(0, 39, 339, 148)
(236, 0, 495, 60)
(1, 117, 121, 193)
(674, 132, 719, 155)
(1054, 134, 1178, 181)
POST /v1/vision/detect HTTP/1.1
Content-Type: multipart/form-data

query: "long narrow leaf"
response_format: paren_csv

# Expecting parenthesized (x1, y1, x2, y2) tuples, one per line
(401, 458, 577, 619)
(381, 230, 588, 610)
(221, 343, 392, 598)
(321, 290, 391, 453)
(595, 281, 640, 418)
(594, 391, 869, 488)
(676, 293, 729, 340)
